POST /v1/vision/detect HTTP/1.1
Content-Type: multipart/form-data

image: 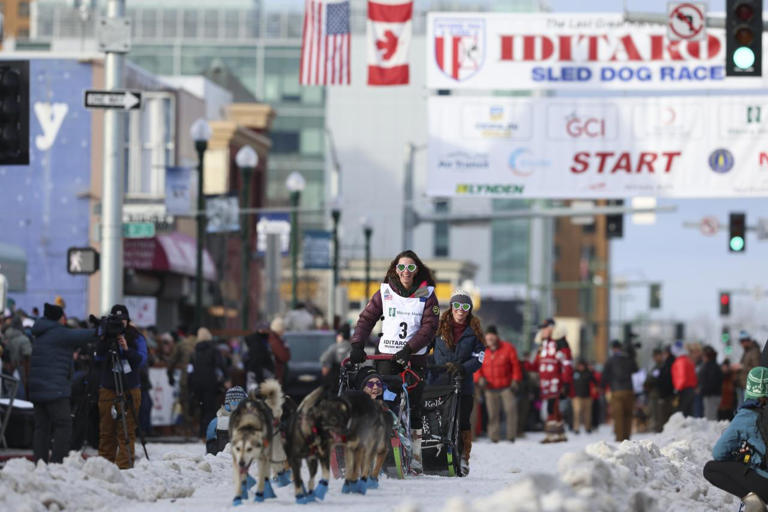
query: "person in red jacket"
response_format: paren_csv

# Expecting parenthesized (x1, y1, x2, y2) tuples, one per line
(671, 341, 698, 417)
(533, 319, 574, 443)
(475, 325, 522, 442)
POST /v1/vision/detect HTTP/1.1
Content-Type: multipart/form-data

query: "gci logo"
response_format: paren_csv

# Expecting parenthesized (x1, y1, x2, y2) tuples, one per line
(566, 115, 606, 138)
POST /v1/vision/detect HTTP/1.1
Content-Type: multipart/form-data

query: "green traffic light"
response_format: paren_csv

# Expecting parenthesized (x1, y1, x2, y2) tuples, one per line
(733, 46, 756, 69)
(730, 235, 745, 251)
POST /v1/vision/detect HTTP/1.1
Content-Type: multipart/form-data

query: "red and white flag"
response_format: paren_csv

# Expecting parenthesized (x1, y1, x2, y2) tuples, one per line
(367, 0, 413, 86)
(300, 0, 351, 86)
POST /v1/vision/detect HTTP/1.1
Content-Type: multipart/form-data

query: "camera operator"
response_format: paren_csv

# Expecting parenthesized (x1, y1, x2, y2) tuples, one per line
(29, 303, 97, 464)
(96, 305, 148, 469)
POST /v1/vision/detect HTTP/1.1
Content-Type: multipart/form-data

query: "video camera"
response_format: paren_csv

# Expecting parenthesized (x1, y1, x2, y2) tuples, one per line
(89, 313, 127, 349)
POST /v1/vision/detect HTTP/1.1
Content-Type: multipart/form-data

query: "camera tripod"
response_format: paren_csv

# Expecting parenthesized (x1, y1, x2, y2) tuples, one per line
(108, 347, 149, 467)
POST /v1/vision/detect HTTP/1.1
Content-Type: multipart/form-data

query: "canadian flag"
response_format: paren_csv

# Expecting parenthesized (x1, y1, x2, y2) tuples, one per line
(367, 0, 413, 86)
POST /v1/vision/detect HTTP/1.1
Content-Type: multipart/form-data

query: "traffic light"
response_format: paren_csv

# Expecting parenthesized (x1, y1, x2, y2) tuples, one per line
(649, 283, 661, 309)
(0, 60, 29, 165)
(729, 212, 746, 252)
(674, 322, 685, 341)
(605, 199, 624, 239)
(720, 291, 731, 316)
(722, 326, 732, 354)
(726, 0, 763, 76)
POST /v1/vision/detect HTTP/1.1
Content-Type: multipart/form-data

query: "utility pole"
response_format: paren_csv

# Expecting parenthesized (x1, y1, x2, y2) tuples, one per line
(99, 0, 127, 314)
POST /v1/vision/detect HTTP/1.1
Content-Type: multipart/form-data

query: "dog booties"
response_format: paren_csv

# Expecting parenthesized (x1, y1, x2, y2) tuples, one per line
(260, 480, 277, 500)
(295, 483, 316, 505)
(312, 480, 329, 501)
(273, 469, 292, 487)
(367, 477, 379, 490)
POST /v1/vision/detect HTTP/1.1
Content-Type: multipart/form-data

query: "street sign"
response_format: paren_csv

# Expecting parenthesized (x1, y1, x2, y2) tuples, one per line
(303, 230, 332, 269)
(257, 213, 291, 256)
(206, 195, 239, 233)
(667, 2, 706, 42)
(84, 89, 142, 110)
(569, 200, 595, 226)
(67, 247, 100, 275)
(700, 216, 720, 236)
(123, 222, 155, 239)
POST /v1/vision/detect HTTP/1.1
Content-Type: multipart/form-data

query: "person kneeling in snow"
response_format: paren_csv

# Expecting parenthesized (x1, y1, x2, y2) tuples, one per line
(703, 366, 768, 512)
(206, 386, 246, 454)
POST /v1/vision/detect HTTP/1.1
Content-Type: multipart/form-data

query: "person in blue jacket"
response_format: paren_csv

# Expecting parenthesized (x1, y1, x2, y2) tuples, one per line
(704, 366, 768, 512)
(428, 289, 484, 476)
(206, 385, 247, 455)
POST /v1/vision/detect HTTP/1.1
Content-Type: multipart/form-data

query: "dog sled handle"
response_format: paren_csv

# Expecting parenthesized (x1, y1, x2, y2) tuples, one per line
(340, 354, 398, 366)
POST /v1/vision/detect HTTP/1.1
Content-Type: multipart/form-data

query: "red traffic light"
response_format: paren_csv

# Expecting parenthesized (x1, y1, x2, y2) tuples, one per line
(720, 293, 731, 305)
(735, 3, 755, 21)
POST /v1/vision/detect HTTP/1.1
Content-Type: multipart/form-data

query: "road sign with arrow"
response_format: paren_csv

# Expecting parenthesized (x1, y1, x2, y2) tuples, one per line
(84, 89, 142, 110)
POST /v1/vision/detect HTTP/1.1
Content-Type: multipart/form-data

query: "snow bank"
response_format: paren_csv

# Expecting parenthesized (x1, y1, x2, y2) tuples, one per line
(0, 449, 231, 511)
(434, 413, 737, 512)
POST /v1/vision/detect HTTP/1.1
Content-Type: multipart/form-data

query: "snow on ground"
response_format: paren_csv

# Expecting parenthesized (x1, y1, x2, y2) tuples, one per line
(0, 414, 737, 512)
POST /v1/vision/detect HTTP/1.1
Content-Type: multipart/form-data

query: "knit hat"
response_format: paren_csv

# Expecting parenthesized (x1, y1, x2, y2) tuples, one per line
(745, 367, 768, 400)
(337, 323, 351, 340)
(354, 366, 382, 391)
(196, 327, 213, 342)
(110, 304, 130, 322)
(43, 303, 64, 321)
(450, 289, 473, 311)
(225, 386, 247, 406)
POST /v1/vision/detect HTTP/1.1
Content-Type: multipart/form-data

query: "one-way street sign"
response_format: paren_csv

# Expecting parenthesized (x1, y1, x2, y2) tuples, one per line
(84, 89, 142, 110)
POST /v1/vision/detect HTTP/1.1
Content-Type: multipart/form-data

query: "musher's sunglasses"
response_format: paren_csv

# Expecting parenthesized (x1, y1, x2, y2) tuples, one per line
(365, 379, 383, 389)
(452, 302, 471, 311)
(396, 263, 417, 273)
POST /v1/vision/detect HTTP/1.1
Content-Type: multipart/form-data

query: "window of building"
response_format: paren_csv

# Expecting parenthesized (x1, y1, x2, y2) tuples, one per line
(141, 9, 158, 39)
(125, 93, 176, 198)
(18, 1, 30, 18)
(202, 10, 218, 39)
(581, 222, 595, 234)
(300, 127, 323, 155)
(491, 199, 529, 283)
(161, 10, 177, 38)
(183, 10, 198, 38)
(553, 244, 560, 261)
(17, 28, 29, 39)
(0, 3, 6, 15)
(434, 200, 450, 257)
(270, 132, 300, 154)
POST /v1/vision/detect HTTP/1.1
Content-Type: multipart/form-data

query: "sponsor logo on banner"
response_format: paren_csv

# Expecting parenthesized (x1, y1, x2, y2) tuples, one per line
(760, 152, 768, 169)
(433, 18, 485, 81)
(437, 151, 489, 170)
(456, 183, 525, 195)
(708, 149, 734, 173)
(570, 151, 682, 174)
(508, 148, 551, 176)
(547, 104, 618, 140)
(461, 103, 533, 139)
(720, 103, 768, 138)
(632, 105, 703, 139)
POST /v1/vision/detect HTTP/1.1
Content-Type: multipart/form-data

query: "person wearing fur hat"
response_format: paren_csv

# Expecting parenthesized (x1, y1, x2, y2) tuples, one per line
(704, 366, 768, 512)
(428, 290, 485, 476)
(205, 385, 247, 454)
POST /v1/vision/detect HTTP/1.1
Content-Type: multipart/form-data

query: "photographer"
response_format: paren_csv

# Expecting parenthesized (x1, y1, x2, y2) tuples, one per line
(96, 305, 148, 469)
(29, 303, 97, 464)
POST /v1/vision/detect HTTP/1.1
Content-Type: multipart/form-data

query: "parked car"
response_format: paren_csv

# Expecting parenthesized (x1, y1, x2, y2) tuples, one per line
(282, 331, 336, 402)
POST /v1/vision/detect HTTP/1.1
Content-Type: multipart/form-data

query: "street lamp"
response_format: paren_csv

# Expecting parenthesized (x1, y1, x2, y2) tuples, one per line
(236, 145, 258, 331)
(330, 197, 341, 327)
(190, 118, 212, 330)
(286, 171, 306, 309)
(362, 217, 373, 300)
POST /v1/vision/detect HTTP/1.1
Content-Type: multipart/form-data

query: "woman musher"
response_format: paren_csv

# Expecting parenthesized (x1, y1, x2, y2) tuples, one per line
(350, 250, 439, 474)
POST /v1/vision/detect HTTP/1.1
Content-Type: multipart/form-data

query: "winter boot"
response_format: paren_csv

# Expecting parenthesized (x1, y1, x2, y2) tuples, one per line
(540, 421, 557, 444)
(410, 429, 423, 475)
(742, 492, 767, 512)
(553, 421, 568, 443)
(460, 430, 472, 476)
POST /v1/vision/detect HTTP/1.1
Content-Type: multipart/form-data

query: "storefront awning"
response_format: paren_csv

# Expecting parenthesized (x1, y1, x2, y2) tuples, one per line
(124, 232, 216, 281)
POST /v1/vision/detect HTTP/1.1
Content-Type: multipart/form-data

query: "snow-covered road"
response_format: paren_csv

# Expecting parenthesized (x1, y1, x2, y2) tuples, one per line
(0, 414, 741, 511)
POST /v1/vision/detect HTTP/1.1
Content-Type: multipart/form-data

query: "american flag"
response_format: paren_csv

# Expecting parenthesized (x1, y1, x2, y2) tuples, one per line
(300, 0, 351, 86)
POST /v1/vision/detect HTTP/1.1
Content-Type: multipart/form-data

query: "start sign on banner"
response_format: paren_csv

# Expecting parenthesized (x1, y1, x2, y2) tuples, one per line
(426, 12, 767, 90)
(428, 95, 768, 198)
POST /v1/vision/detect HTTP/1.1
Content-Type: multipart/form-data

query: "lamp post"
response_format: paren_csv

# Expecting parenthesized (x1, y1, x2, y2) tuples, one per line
(330, 198, 341, 327)
(362, 217, 373, 300)
(286, 171, 306, 309)
(236, 145, 258, 331)
(190, 118, 212, 330)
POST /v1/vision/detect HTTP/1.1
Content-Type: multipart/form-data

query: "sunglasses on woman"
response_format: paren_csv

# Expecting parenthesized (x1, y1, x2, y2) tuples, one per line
(396, 263, 417, 273)
(452, 302, 471, 311)
(365, 379, 383, 389)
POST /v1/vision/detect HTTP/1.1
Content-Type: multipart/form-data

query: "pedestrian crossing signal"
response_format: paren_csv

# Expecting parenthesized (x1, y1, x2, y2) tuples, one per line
(67, 247, 100, 275)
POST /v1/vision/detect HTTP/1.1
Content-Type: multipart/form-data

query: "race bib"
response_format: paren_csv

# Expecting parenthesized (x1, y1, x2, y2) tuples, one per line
(378, 283, 432, 356)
